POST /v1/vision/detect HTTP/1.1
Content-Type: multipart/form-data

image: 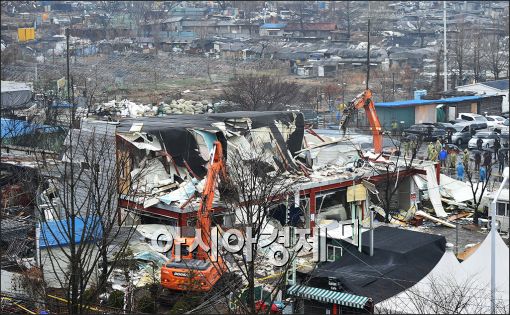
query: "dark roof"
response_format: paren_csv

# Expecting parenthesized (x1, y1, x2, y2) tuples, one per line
(480, 79, 509, 91)
(305, 226, 445, 303)
(285, 22, 337, 31)
(117, 111, 304, 177)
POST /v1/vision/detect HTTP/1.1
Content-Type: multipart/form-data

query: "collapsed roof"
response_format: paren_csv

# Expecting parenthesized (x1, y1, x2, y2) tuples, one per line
(117, 111, 305, 208)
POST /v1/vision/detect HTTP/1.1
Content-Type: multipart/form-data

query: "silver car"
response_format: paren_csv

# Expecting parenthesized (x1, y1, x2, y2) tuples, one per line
(468, 131, 499, 150)
(447, 123, 472, 145)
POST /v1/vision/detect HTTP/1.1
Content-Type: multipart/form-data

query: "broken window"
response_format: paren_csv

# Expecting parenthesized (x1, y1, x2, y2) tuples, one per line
(497, 202, 508, 217)
(316, 190, 349, 222)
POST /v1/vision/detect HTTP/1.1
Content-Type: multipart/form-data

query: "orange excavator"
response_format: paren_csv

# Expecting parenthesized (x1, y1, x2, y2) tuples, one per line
(161, 141, 226, 292)
(339, 88, 383, 153)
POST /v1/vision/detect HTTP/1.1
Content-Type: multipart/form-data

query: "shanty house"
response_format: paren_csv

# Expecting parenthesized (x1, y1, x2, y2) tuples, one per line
(259, 23, 286, 37)
(39, 216, 103, 287)
(284, 22, 337, 39)
(455, 79, 509, 114)
(374, 95, 504, 130)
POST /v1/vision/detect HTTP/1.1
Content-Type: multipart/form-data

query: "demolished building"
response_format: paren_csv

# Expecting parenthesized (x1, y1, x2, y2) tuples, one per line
(114, 111, 428, 235)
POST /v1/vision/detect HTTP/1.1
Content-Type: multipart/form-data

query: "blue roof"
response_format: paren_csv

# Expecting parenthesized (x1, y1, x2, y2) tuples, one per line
(40, 216, 103, 248)
(375, 95, 496, 108)
(260, 23, 286, 29)
(1, 118, 63, 139)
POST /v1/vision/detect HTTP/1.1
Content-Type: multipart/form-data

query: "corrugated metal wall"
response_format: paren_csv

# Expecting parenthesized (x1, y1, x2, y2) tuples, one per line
(375, 107, 415, 130)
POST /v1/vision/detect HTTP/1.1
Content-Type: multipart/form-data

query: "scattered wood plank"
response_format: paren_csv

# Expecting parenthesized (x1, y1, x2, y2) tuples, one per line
(415, 210, 456, 228)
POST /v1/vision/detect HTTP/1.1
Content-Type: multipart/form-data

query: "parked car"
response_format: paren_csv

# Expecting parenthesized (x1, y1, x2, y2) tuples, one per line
(446, 123, 472, 145)
(434, 122, 454, 129)
(494, 118, 509, 134)
(485, 115, 506, 129)
(402, 124, 446, 141)
(457, 113, 488, 130)
(468, 130, 499, 150)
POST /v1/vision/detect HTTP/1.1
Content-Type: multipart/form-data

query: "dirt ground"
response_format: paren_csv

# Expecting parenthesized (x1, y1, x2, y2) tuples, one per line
(2, 51, 373, 105)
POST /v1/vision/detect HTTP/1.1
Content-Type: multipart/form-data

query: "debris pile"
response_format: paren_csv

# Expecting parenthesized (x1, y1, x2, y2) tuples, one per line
(117, 112, 305, 210)
(96, 99, 158, 118)
(157, 99, 212, 115)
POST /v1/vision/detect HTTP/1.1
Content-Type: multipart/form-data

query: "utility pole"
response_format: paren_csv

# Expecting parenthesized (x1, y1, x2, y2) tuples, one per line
(443, 1, 448, 92)
(66, 28, 71, 103)
(392, 72, 395, 101)
(366, 19, 370, 90)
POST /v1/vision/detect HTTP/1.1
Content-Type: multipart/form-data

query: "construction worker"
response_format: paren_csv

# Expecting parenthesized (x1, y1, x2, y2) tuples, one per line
(403, 140, 410, 157)
(435, 139, 442, 154)
(439, 147, 448, 168)
(498, 150, 507, 174)
(494, 138, 501, 161)
(391, 120, 398, 136)
(462, 149, 469, 167)
(410, 139, 417, 158)
(431, 148, 438, 162)
(456, 161, 465, 181)
(479, 165, 487, 183)
(474, 151, 482, 171)
(449, 149, 457, 170)
(427, 142, 434, 160)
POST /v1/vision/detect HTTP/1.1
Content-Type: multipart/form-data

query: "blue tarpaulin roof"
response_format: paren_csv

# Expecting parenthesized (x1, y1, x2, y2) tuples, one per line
(1, 118, 63, 139)
(40, 216, 103, 248)
(260, 23, 286, 29)
(375, 95, 496, 108)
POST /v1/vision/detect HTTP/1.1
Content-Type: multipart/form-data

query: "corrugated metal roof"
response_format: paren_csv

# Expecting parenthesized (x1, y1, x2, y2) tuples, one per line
(480, 79, 509, 91)
(375, 95, 497, 108)
(285, 22, 337, 31)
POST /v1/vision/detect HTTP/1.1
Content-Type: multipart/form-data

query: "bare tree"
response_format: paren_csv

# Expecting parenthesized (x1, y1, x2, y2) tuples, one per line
(222, 74, 310, 111)
(465, 152, 494, 225)
(378, 274, 509, 314)
(323, 83, 342, 109)
(483, 21, 509, 80)
(31, 124, 147, 314)
(339, 1, 353, 40)
(96, 1, 122, 40)
(471, 25, 483, 83)
(364, 135, 422, 223)
(212, 146, 301, 314)
(451, 18, 467, 86)
(415, 16, 430, 48)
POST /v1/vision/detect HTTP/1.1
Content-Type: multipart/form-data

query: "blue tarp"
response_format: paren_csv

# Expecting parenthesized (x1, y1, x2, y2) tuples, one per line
(375, 95, 496, 108)
(39, 215, 103, 248)
(1, 118, 62, 139)
(260, 23, 286, 29)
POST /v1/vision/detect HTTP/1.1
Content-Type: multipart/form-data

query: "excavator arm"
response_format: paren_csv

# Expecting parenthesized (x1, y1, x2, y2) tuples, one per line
(196, 140, 224, 260)
(339, 89, 383, 153)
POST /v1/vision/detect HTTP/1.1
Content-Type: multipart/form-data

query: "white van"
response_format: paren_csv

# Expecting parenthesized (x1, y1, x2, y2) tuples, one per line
(487, 188, 509, 233)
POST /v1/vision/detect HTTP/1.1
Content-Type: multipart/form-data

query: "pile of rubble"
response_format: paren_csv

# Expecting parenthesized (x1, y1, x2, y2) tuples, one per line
(157, 99, 212, 115)
(95, 99, 214, 117)
(96, 99, 158, 118)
